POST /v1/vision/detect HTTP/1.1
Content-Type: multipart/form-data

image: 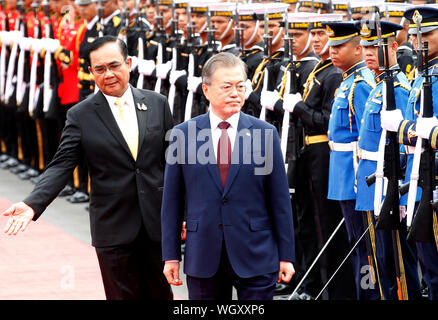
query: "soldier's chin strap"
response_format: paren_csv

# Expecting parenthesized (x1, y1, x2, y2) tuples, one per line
(299, 34, 312, 56)
(244, 20, 260, 47)
(319, 41, 329, 56)
(198, 21, 208, 35)
(272, 27, 283, 46)
(218, 20, 233, 40)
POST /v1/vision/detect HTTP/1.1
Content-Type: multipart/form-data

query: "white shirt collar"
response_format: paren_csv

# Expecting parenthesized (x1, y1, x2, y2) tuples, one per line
(87, 15, 99, 30)
(102, 85, 135, 109)
(209, 109, 240, 131)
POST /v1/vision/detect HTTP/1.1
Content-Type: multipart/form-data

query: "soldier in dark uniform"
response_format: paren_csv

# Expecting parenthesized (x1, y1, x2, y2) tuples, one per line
(280, 14, 357, 300)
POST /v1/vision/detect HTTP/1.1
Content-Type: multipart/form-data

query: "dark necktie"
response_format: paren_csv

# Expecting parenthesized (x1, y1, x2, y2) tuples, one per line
(217, 121, 231, 188)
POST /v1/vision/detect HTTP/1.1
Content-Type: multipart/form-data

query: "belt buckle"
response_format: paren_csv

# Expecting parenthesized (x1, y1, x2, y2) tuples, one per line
(305, 135, 310, 146)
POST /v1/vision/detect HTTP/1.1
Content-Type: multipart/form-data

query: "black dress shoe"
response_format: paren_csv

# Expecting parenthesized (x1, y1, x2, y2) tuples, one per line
(58, 185, 76, 197)
(18, 168, 40, 180)
(10, 164, 28, 174)
(66, 191, 89, 203)
(0, 154, 9, 162)
(0, 158, 18, 169)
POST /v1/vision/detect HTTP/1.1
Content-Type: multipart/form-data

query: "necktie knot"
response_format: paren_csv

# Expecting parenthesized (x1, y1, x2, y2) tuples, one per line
(115, 98, 125, 108)
(218, 121, 230, 130)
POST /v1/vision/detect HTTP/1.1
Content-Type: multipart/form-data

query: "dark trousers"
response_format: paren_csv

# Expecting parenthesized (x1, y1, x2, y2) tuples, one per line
(373, 219, 422, 300)
(416, 241, 438, 300)
(339, 200, 381, 300)
(186, 242, 277, 300)
(95, 225, 173, 300)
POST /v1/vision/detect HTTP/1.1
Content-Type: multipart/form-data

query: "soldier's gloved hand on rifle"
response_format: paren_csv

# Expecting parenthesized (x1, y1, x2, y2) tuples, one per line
(260, 90, 280, 111)
(169, 69, 187, 85)
(187, 76, 202, 93)
(0, 31, 13, 46)
(156, 61, 172, 80)
(45, 38, 60, 54)
(283, 92, 302, 113)
(138, 59, 156, 76)
(30, 38, 44, 54)
(245, 79, 253, 100)
(416, 116, 438, 139)
(381, 109, 404, 132)
(19, 37, 32, 51)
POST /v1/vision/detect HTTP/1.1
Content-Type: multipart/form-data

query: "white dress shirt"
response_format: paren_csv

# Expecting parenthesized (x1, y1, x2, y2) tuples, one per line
(102, 86, 139, 147)
(209, 110, 240, 160)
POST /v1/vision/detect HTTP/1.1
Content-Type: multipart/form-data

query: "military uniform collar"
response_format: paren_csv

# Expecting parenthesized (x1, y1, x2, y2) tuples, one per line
(103, 9, 120, 25)
(428, 56, 438, 69)
(374, 64, 400, 84)
(342, 61, 366, 80)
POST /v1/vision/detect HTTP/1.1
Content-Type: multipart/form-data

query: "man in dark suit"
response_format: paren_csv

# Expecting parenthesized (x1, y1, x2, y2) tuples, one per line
(2, 36, 173, 300)
(161, 52, 295, 300)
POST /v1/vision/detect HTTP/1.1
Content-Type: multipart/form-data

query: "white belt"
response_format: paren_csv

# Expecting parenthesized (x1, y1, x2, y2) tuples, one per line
(358, 148, 379, 161)
(328, 141, 356, 152)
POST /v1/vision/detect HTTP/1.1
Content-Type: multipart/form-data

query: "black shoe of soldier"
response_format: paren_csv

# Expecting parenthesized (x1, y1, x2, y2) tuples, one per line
(18, 168, 40, 180)
(0, 158, 18, 169)
(0, 154, 9, 162)
(10, 164, 28, 174)
(66, 191, 89, 203)
(58, 185, 76, 197)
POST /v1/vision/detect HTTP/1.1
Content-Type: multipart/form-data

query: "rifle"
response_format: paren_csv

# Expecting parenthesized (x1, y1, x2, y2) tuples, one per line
(206, 6, 219, 55)
(259, 10, 272, 122)
(233, 2, 244, 59)
(406, 13, 436, 243)
(184, 2, 196, 121)
(119, 0, 128, 44)
(167, 0, 180, 113)
(135, 0, 145, 89)
(97, 0, 104, 37)
(154, 1, 164, 93)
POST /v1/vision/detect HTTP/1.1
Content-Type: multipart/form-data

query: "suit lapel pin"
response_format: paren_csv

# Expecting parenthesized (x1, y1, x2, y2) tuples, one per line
(137, 103, 147, 111)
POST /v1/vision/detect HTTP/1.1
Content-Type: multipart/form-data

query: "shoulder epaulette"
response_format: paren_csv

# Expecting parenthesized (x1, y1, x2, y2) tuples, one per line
(353, 73, 374, 89)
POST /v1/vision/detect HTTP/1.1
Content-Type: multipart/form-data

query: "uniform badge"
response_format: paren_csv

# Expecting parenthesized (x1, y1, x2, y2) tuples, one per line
(360, 23, 372, 38)
(326, 25, 335, 37)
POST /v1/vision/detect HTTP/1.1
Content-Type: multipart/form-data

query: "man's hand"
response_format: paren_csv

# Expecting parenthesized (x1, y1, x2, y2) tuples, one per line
(163, 261, 183, 286)
(278, 261, 295, 283)
(3, 202, 35, 235)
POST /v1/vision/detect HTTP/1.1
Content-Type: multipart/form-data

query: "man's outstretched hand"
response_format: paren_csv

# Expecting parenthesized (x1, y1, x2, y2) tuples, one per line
(3, 202, 35, 235)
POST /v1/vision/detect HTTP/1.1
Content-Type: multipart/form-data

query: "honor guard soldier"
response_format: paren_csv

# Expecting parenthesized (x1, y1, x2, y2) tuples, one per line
(350, 0, 384, 21)
(99, 0, 122, 36)
(331, 0, 351, 20)
(249, 3, 288, 120)
(237, 3, 264, 117)
(76, 0, 99, 100)
(282, 13, 357, 300)
(0, 0, 20, 170)
(296, 0, 331, 14)
(381, 5, 438, 300)
(209, 2, 239, 55)
(275, 0, 299, 13)
(379, 2, 415, 78)
(324, 21, 378, 300)
(355, 20, 421, 300)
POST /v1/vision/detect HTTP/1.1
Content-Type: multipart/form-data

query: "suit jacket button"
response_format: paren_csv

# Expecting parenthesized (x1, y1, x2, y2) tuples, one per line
(218, 224, 223, 229)
(136, 169, 140, 174)
(222, 199, 227, 205)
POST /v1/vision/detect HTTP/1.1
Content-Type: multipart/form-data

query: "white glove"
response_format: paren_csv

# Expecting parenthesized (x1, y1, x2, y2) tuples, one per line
(156, 61, 172, 80)
(31, 38, 44, 54)
(283, 92, 302, 113)
(260, 90, 280, 111)
(416, 116, 438, 139)
(1, 31, 12, 45)
(187, 76, 202, 93)
(169, 69, 187, 85)
(46, 38, 60, 53)
(138, 59, 156, 76)
(245, 79, 253, 100)
(129, 56, 138, 71)
(381, 109, 404, 132)
(19, 37, 32, 51)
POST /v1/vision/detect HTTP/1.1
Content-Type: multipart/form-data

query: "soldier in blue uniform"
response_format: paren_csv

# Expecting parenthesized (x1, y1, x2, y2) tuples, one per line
(381, 6, 438, 300)
(355, 20, 421, 300)
(324, 21, 379, 300)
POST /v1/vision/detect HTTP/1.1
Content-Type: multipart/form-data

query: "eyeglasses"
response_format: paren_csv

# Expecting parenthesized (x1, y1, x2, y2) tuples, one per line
(92, 60, 126, 75)
(209, 82, 246, 94)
